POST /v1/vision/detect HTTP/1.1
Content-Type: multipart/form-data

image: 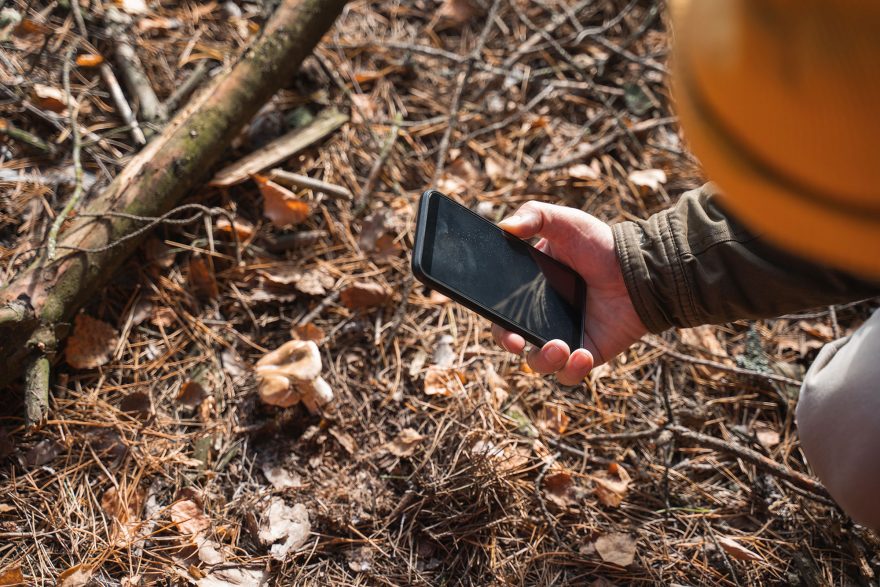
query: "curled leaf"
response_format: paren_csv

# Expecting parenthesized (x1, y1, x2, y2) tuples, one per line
(340, 280, 390, 309)
(66, 314, 118, 369)
(595, 532, 637, 567)
(255, 175, 309, 227)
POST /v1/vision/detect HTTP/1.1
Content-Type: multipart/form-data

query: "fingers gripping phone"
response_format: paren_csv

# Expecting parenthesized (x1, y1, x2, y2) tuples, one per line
(412, 190, 586, 350)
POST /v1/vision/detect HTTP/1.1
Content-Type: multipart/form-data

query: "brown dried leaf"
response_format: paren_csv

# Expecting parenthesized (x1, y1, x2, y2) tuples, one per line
(716, 536, 764, 562)
(437, 157, 479, 197)
(423, 367, 464, 396)
(58, 565, 93, 587)
(340, 280, 390, 309)
(593, 463, 631, 508)
(292, 269, 334, 296)
(628, 168, 666, 191)
(329, 428, 357, 454)
(31, 84, 67, 113)
(215, 216, 255, 240)
(14, 19, 51, 37)
(256, 175, 309, 227)
(169, 499, 211, 536)
(0, 563, 24, 586)
(536, 404, 569, 435)
(177, 380, 208, 408)
(291, 323, 325, 343)
(543, 470, 577, 507)
(386, 428, 424, 457)
(101, 486, 144, 524)
(679, 325, 728, 357)
(66, 314, 117, 369)
(797, 320, 834, 341)
(755, 427, 781, 449)
(188, 256, 219, 299)
(437, 0, 481, 27)
(350, 93, 377, 125)
(595, 533, 637, 567)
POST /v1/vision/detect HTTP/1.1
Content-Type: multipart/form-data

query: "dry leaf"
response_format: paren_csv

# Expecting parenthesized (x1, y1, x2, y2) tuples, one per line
(423, 367, 464, 396)
(567, 163, 599, 181)
(259, 498, 310, 560)
(437, 0, 481, 27)
(31, 84, 67, 113)
(58, 565, 93, 587)
(340, 280, 390, 309)
(23, 439, 59, 467)
(329, 428, 357, 454)
(536, 404, 570, 435)
(169, 499, 211, 536)
(101, 486, 144, 525)
(0, 504, 13, 514)
(291, 322, 325, 343)
(755, 427, 780, 449)
(292, 269, 334, 296)
(198, 567, 269, 587)
(255, 175, 310, 227)
(595, 533, 637, 567)
(177, 380, 208, 408)
(627, 168, 667, 191)
(66, 314, 118, 369)
(544, 470, 577, 507)
(716, 536, 763, 562)
(0, 563, 24, 586)
(437, 157, 479, 197)
(261, 464, 302, 490)
(75, 54, 104, 67)
(485, 156, 516, 187)
(136, 16, 183, 33)
(679, 325, 728, 357)
(429, 290, 451, 305)
(593, 463, 631, 508)
(188, 256, 219, 299)
(14, 19, 51, 37)
(386, 428, 424, 457)
(797, 320, 834, 341)
(215, 216, 255, 240)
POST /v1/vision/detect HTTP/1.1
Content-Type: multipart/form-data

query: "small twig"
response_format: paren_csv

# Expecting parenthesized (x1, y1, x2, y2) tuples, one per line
(535, 452, 563, 542)
(431, 0, 502, 185)
(163, 62, 212, 115)
(381, 276, 414, 356)
(828, 305, 841, 339)
(295, 290, 340, 327)
(47, 46, 85, 261)
(114, 39, 165, 124)
(532, 116, 676, 172)
(269, 168, 352, 201)
(0, 120, 56, 155)
(643, 336, 803, 387)
(99, 63, 147, 145)
(354, 114, 401, 215)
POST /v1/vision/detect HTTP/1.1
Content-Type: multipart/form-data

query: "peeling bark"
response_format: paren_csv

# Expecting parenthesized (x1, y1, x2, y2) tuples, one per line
(0, 0, 348, 388)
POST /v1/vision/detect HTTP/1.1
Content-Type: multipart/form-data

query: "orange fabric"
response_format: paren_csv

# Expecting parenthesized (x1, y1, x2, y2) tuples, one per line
(670, 0, 880, 277)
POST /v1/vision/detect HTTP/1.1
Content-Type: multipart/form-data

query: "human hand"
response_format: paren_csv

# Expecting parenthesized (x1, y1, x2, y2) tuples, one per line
(492, 202, 647, 385)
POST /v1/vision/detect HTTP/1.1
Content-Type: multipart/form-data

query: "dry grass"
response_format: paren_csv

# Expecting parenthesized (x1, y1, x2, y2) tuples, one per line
(1, 0, 879, 585)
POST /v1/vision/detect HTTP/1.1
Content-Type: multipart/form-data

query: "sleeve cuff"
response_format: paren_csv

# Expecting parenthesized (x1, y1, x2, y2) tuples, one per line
(612, 220, 674, 334)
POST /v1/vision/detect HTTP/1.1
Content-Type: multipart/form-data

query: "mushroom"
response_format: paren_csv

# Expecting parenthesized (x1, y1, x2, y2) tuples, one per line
(254, 340, 333, 413)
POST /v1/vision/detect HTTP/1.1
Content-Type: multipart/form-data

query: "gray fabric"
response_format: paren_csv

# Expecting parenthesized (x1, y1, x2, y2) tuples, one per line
(796, 309, 880, 528)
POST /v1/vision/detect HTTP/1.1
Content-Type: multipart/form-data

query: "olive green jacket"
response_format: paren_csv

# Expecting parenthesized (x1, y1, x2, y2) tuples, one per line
(611, 183, 880, 333)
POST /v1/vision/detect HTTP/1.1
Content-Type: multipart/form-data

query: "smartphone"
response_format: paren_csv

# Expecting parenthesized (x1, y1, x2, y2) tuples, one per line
(412, 190, 586, 350)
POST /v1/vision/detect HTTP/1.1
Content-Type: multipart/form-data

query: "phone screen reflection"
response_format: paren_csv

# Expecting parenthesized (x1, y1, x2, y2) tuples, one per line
(425, 196, 582, 348)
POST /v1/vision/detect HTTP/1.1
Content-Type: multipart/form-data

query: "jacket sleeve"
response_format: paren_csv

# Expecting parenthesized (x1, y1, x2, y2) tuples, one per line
(611, 182, 880, 333)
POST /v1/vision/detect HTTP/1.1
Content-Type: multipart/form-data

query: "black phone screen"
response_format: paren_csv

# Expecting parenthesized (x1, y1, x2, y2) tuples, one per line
(418, 193, 584, 349)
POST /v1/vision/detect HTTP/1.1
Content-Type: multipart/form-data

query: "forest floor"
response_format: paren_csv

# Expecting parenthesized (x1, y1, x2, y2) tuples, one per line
(1, 0, 879, 585)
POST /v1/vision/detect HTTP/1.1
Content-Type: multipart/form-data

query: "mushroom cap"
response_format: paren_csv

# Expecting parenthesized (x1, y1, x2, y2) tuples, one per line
(255, 340, 322, 382)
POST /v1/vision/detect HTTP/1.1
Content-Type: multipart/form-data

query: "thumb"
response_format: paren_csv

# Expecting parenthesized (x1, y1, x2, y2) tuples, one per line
(497, 203, 550, 239)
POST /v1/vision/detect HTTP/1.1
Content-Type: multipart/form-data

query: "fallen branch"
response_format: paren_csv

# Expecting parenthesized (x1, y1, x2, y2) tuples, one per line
(210, 108, 349, 187)
(0, 0, 349, 390)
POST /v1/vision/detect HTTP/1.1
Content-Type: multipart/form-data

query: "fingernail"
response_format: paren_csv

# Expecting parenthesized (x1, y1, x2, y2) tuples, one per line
(545, 344, 564, 363)
(571, 352, 591, 370)
(499, 213, 533, 230)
